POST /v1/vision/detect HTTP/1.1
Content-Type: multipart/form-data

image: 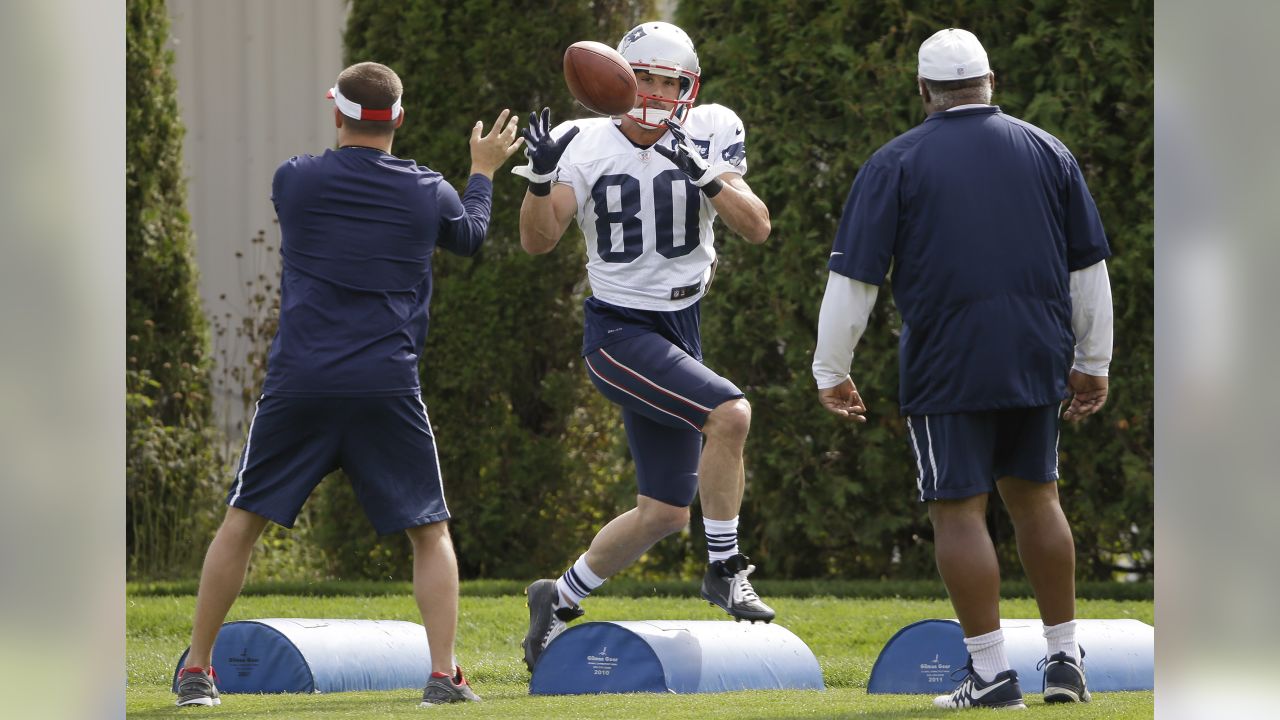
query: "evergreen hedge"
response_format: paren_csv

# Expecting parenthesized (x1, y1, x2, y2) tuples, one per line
(323, 0, 1152, 582)
(126, 0, 225, 578)
(677, 0, 1153, 579)
(130, 578, 1154, 601)
(124, 0, 1150, 582)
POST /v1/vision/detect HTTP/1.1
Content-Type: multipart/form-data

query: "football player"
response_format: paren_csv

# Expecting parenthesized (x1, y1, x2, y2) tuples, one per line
(513, 21, 774, 672)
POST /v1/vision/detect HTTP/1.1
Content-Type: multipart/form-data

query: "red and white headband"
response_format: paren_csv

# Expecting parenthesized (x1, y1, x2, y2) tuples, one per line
(326, 85, 403, 121)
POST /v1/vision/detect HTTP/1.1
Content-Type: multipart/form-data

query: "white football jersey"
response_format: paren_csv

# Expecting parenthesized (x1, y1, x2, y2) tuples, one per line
(551, 104, 749, 311)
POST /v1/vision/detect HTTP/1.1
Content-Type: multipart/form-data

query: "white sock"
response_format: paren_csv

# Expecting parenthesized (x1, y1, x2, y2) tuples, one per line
(1043, 620, 1080, 661)
(965, 628, 1010, 682)
(704, 516, 739, 563)
(554, 554, 605, 607)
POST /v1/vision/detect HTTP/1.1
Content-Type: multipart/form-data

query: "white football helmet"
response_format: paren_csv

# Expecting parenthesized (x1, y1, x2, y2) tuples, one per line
(616, 21, 701, 127)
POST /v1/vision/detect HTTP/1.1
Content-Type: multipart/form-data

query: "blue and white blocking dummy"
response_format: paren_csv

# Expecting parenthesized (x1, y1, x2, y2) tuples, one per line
(172, 618, 436, 694)
(529, 620, 825, 695)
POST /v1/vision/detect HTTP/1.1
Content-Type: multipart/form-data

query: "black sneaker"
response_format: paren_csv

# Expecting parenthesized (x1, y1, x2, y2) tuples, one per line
(932, 658, 1026, 710)
(521, 579, 584, 672)
(1040, 646, 1091, 703)
(700, 553, 775, 623)
(175, 665, 221, 707)
(419, 665, 482, 706)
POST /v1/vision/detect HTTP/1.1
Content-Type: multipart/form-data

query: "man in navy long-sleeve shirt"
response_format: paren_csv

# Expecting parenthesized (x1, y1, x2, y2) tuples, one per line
(176, 62, 521, 709)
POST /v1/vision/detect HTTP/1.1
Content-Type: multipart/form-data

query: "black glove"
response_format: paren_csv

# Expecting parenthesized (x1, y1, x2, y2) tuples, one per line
(654, 119, 723, 197)
(512, 107, 580, 196)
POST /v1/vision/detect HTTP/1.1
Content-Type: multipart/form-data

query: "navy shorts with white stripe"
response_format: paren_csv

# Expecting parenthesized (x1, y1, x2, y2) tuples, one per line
(906, 404, 1061, 502)
(227, 394, 451, 534)
(584, 332, 744, 507)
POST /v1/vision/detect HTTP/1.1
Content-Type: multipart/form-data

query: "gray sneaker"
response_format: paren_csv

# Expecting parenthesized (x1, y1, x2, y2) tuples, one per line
(701, 554, 775, 623)
(521, 579, 584, 672)
(175, 666, 221, 707)
(418, 666, 481, 706)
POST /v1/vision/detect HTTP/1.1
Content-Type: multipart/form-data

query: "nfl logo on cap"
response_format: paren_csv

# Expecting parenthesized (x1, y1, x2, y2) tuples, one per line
(917, 28, 991, 81)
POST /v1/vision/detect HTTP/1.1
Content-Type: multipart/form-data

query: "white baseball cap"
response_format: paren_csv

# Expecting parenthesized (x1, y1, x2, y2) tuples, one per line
(918, 28, 990, 81)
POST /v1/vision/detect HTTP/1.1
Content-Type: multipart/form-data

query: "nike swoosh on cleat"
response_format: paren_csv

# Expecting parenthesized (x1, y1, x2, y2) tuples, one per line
(970, 678, 1011, 700)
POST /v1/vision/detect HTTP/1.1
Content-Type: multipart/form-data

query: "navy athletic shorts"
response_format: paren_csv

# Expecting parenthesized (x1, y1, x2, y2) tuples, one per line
(906, 404, 1061, 502)
(226, 394, 450, 534)
(584, 331, 744, 507)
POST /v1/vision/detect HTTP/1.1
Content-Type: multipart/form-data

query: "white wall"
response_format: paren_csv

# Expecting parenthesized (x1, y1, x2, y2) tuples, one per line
(166, 0, 348, 434)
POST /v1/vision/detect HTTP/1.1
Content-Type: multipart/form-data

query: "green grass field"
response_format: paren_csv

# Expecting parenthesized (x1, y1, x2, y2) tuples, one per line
(127, 587, 1153, 718)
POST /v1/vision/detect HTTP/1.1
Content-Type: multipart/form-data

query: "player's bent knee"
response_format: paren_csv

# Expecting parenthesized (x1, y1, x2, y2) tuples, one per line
(220, 506, 270, 541)
(639, 501, 690, 536)
(705, 398, 751, 441)
(664, 506, 692, 535)
(927, 495, 989, 525)
(405, 519, 450, 546)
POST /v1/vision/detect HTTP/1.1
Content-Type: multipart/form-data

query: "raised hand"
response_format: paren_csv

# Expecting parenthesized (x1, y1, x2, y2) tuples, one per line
(512, 107, 580, 185)
(469, 109, 523, 178)
(655, 119, 716, 187)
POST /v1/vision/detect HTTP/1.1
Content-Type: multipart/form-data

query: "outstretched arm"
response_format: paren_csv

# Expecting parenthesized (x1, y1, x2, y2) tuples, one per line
(469, 108, 523, 179)
(438, 109, 522, 256)
(519, 183, 577, 254)
(707, 174, 770, 245)
(655, 120, 769, 244)
(513, 107, 581, 254)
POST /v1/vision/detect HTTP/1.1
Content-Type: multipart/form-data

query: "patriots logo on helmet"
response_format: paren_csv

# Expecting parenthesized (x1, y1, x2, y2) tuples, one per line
(618, 22, 700, 128)
(620, 25, 648, 50)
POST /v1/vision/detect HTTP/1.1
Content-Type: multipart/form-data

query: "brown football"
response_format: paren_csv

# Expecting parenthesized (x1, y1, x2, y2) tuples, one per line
(563, 41, 638, 116)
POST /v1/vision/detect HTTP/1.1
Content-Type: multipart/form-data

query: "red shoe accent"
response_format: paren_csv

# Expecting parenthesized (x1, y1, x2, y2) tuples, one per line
(429, 667, 470, 684)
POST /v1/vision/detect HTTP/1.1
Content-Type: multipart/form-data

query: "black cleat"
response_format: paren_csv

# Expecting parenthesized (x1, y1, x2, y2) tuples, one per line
(933, 657, 1026, 710)
(521, 579, 584, 672)
(700, 553, 775, 623)
(1040, 646, 1090, 703)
